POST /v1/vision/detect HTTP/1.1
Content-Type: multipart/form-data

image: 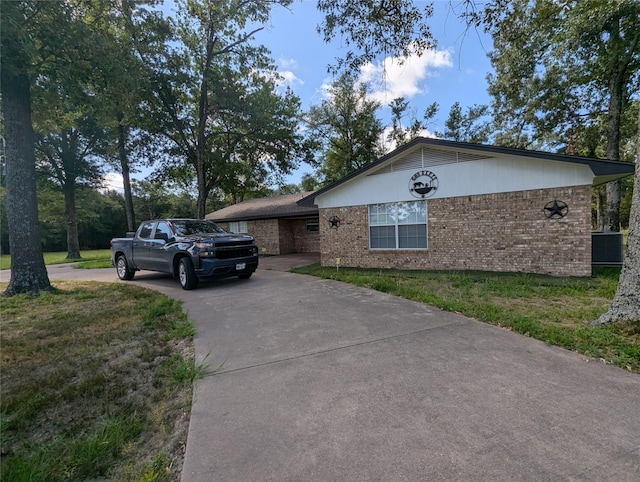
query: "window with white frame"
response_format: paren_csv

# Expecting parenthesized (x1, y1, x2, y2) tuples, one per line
(228, 221, 248, 234)
(369, 201, 427, 249)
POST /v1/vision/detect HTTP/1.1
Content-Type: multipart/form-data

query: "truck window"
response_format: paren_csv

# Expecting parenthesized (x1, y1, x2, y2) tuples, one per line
(138, 222, 154, 239)
(172, 220, 226, 236)
(155, 222, 172, 240)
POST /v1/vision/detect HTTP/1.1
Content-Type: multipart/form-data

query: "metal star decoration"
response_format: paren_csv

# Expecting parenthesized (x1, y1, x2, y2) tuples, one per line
(328, 216, 341, 228)
(543, 200, 569, 219)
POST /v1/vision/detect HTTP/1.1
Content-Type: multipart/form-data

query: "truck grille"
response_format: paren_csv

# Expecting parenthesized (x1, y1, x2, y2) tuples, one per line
(216, 240, 254, 248)
(215, 247, 256, 259)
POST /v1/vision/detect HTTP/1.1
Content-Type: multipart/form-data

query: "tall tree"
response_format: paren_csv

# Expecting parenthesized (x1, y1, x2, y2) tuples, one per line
(476, 0, 640, 231)
(386, 97, 438, 149)
(0, 0, 52, 295)
(440, 101, 491, 144)
(35, 120, 105, 259)
(305, 72, 384, 185)
(595, 109, 640, 325)
(146, 0, 305, 218)
(102, 0, 170, 231)
(30, 0, 117, 259)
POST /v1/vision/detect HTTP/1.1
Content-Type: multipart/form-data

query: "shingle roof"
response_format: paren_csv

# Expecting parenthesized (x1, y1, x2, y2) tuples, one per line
(206, 192, 319, 222)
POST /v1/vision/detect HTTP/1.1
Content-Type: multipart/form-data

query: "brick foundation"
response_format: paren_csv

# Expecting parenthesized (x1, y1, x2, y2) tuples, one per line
(319, 186, 592, 276)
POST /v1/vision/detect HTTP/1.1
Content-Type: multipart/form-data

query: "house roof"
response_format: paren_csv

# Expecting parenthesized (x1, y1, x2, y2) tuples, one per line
(298, 137, 636, 207)
(206, 192, 319, 222)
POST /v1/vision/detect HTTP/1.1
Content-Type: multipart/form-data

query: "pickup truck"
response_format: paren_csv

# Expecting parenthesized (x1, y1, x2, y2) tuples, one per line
(111, 219, 259, 290)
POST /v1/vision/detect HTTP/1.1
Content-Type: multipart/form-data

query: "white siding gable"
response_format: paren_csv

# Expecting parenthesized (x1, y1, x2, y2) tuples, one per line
(315, 146, 594, 209)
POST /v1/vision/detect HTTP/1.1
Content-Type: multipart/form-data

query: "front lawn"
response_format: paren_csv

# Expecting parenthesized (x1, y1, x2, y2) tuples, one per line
(0, 281, 199, 481)
(292, 265, 640, 373)
(0, 249, 112, 270)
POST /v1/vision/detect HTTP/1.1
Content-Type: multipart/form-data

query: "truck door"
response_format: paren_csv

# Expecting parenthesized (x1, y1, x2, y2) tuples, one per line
(133, 221, 155, 269)
(147, 221, 173, 272)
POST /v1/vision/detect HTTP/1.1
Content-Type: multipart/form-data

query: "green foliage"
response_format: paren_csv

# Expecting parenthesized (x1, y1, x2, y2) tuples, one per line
(387, 97, 439, 148)
(440, 101, 492, 143)
(292, 265, 640, 373)
(317, 0, 435, 73)
(142, 0, 306, 217)
(305, 72, 384, 185)
(478, 0, 640, 155)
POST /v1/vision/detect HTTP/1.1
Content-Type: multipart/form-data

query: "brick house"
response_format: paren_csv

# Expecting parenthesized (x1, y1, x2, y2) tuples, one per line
(206, 192, 320, 255)
(297, 138, 634, 276)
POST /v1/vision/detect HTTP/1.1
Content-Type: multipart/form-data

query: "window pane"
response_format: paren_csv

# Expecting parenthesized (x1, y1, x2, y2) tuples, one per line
(369, 203, 395, 225)
(229, 221, 247, 233)
(398, 224, 427, 249)
(306, 218, 319, 232)
(138, 222, 154, 239)
(370, 226, 396, 249)
(155, 222, 172, 240)
(397, 201, 426, 224)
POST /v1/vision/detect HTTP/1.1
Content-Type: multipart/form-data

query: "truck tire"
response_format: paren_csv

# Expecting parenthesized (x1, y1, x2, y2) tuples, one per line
(178, 257, 198, 290)
(116, 254, 135, 280)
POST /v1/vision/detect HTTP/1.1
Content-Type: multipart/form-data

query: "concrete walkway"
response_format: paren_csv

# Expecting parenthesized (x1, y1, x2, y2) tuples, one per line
(38, 255, 640, 480)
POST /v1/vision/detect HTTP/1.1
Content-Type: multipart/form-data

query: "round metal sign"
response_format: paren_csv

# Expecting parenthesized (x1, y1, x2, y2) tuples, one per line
(409, 170, 439, 199)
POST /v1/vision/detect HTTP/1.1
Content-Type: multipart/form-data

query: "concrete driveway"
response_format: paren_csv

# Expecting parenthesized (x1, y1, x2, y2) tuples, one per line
(41, 256, 640, 481)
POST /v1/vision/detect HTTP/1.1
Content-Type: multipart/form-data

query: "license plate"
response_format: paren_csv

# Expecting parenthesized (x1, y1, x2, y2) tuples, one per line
(236, 262, 246, 271)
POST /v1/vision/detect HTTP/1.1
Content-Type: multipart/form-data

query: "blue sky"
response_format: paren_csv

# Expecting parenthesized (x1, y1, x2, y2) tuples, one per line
(264, 1, 495, 183)
(266, 1, 493, 119)
(107, 0, 496, 189)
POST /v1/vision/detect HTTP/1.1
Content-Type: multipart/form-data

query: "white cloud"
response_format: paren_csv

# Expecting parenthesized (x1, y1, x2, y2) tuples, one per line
(276, 58, 304, 89)
(101, 172, 124, 193)
(279, 70, 304, 88)
(279, 57, 298, 70)
(359, 47, 453, 104)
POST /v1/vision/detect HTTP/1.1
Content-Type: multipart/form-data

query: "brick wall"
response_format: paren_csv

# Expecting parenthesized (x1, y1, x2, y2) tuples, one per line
(319, 186, 592, 276)
(248, 219, 280, 255)
(219, 218, 319, 255)
(292, 220, 320, 253)
(278, 219, 296, 254)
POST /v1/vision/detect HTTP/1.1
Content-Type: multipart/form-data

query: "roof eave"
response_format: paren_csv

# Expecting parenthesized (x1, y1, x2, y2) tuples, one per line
(208, 209, 319, 223)
(296, 138, 636, 206)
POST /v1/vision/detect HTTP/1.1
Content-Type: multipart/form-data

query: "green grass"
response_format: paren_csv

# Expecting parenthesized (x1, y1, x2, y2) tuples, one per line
(291, 265, 640, 373)
(0, 281, 199, 481)
(0, 249, 112, 270)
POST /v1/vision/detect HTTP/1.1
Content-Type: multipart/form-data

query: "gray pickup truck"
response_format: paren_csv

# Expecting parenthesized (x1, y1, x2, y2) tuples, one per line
(111, 219, 259, 290)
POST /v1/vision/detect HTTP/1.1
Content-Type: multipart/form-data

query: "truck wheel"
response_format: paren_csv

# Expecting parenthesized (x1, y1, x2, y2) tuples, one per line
(116, 255, 135, 280)
(178, 257, 198, 290)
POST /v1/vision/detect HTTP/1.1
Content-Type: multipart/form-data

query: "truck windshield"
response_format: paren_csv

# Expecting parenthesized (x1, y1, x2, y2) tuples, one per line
(171, 220, 227, 236)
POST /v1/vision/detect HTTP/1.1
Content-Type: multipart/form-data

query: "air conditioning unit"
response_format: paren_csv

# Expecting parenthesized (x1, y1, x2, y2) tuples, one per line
(591, 232, 624, 266)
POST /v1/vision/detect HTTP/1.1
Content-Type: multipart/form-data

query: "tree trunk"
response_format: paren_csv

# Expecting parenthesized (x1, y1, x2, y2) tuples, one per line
(595, 110, 640, 325)
(117, 119, 136, 231)
(63, 180, 81, 259)
(1, 9, 52, 295)
(595, 186, 606, 231)
(603, 14, 625, 232)
(605, 180, 621, 231)
(196, 187, 208, 220)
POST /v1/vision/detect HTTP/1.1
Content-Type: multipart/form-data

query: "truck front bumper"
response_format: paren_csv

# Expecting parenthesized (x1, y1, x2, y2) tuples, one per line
(195, 255, 259, 280)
